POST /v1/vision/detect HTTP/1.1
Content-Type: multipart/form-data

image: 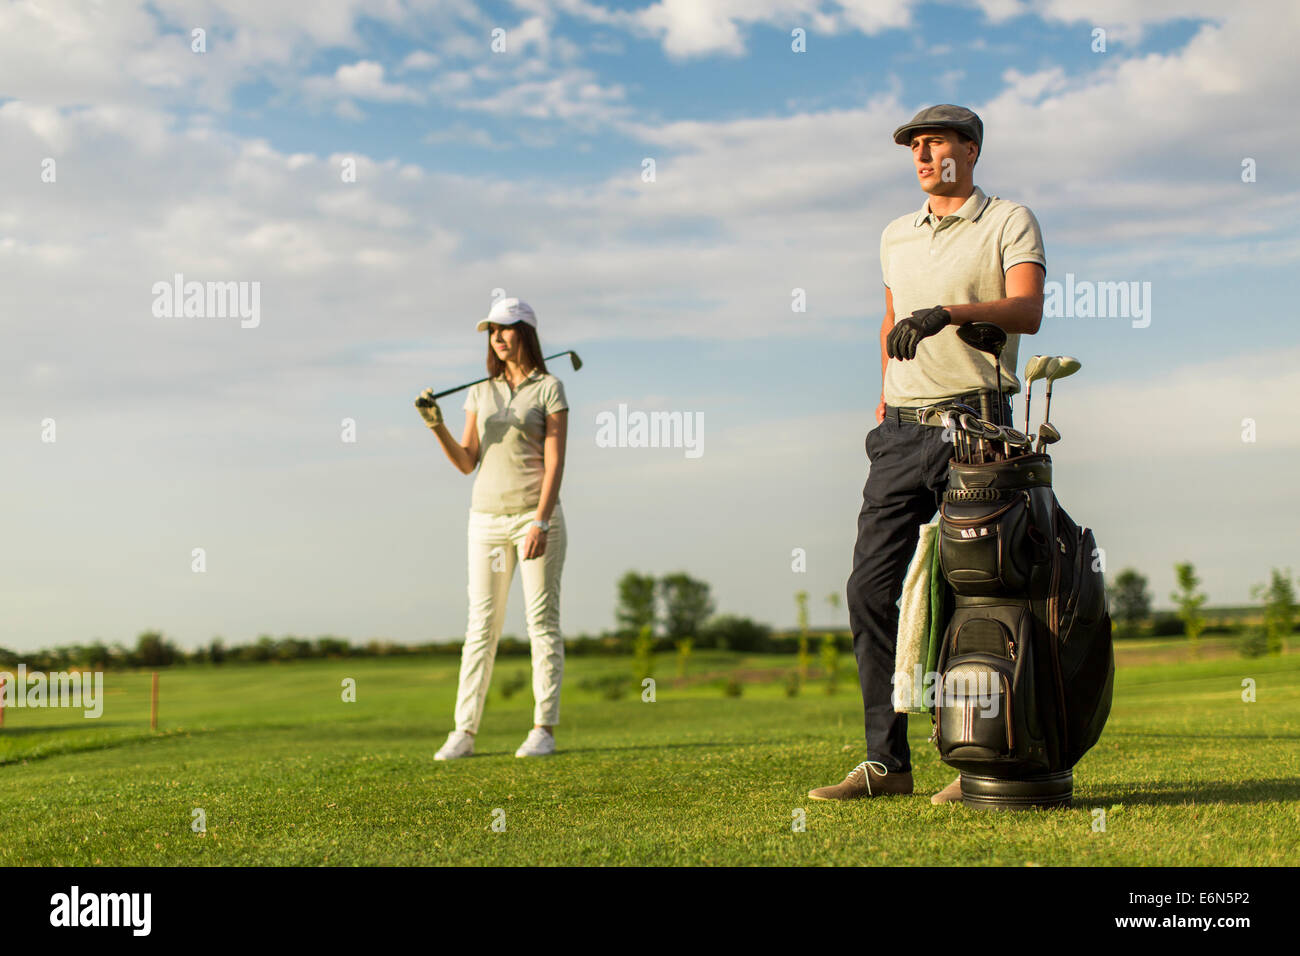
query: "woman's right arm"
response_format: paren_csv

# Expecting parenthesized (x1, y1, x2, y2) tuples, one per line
(430, 412, 480, 475)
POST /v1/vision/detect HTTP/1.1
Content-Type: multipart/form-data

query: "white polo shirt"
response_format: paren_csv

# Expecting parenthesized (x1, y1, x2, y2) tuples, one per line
(879, 185, 1046, 406)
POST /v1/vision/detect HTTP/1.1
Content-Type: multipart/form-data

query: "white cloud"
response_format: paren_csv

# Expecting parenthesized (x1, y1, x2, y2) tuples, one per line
(458, 68, 628, 121)
(399, 49, 439, 72)
(311, 60, 424, 104)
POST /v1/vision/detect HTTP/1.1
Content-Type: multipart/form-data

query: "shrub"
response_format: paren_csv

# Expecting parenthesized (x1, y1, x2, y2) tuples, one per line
(578, 674, 630, 700)
(1239, 630, 1268, 659)
(700, 615, 771, 652)
(724, 676, 744, 697)
(1149, 612, 1184, 637)
(499, 671, 527, 700)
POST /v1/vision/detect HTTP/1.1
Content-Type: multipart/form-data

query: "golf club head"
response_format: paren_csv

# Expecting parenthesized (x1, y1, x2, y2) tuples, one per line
(568, 351, 583, 371)
(1001, 426, 1032, 448)
(958, 413, 986, 463)
(919, 404, 952, 427)
(1036, 423, 1061, 453)
(956, 322, 1008, 356)
(1049, 356, 1080, 382)
(1024, 355, 1050, 383)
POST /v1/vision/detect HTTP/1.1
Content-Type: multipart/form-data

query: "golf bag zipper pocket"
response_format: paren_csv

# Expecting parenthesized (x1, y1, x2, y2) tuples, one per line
(936, 657, 1015, 760)
(938, 492, 1034, 595)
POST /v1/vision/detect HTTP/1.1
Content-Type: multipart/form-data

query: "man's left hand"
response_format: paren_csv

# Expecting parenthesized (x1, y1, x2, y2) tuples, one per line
(886, 306, 951, 360)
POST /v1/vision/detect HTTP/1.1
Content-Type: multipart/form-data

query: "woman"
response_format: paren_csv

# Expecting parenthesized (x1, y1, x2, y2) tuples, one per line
(416, 297, 569, 759)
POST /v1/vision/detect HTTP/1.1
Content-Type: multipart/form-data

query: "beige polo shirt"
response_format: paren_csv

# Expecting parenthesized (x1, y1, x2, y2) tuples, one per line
(880, 185, 1046, 406)
(464, 370, 568, 514)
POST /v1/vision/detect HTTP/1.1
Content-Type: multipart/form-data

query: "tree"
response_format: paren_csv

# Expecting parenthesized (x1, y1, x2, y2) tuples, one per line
(134, 631, 178, 668)
(820, 633, 839, 695)
(1109, 568, 1151, 637)
(1170, 563, 1207, 656)
(616, 571, 658, 637)
(795, 590, 810, 682)
(822, 592, 842, 694)
(674, 637, 693, 679)
(1252, 568, 1296, 656)
(659, 573, 714, 641)
(634, 624, 655, 681)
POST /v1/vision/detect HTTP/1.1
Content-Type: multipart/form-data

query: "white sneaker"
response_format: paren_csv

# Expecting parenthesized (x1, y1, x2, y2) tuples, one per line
(514, 728, 556, 758)
(434, 730, 474, 761)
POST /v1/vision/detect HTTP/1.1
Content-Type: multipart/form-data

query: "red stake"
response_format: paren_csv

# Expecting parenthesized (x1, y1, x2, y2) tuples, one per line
(151, 671, 159, 731)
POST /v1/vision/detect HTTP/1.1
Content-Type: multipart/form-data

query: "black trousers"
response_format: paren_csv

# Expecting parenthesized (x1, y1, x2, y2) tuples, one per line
(846, 398, 1011, 773)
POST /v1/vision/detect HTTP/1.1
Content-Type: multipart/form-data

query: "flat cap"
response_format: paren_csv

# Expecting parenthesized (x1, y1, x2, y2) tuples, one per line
(892, 104, 983, 148)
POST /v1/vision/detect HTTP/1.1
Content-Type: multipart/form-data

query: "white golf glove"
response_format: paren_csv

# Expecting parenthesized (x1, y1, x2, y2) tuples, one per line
(415, 388, 443, 428)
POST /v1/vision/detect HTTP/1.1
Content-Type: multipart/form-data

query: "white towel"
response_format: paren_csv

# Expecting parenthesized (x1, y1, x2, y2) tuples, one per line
(893, 520, 939, 714)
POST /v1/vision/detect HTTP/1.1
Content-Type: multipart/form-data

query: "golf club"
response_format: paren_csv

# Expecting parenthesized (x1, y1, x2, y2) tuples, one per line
(426, 350, 584, 402)
(957, 323, 1009, 427)
(1036, 422, 1061, 454)
(1040, 356, 1080, 428)
(978, 418, 1006, 461)
(959, 412, 985, 464)
(1022, 355, 1050, 435)
(998, 426, 1033, 454)
(922, 404, 975, 462)
(987, 423, 1028, 458)
(954, 413, 980, 464)
(938, 410, 962, 462)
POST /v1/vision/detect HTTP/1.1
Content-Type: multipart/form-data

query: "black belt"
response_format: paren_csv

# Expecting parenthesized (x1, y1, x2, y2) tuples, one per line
(885, 390, 1001, 425)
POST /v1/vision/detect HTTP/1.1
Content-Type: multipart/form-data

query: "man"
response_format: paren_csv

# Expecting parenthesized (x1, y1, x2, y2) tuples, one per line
(809, 105, 1046, 804)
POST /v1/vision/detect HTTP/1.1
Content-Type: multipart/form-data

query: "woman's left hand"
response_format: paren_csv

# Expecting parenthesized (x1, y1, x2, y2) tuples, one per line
(522, 524, 548, 559)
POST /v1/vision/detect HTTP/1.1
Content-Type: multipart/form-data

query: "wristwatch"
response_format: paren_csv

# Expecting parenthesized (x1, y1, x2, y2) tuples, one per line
(530, 519, 550, 532)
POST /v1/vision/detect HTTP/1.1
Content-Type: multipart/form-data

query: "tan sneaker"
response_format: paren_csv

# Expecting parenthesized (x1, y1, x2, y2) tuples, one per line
(808, 760, 913, 800)
(930, 775, 963, 805)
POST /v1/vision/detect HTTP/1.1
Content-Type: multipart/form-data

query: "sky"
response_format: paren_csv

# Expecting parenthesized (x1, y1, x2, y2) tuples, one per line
(3, 0, 1298, 652)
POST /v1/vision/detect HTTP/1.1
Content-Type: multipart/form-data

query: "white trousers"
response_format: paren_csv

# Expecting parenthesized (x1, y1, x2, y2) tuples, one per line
(453, 503, 566, 733)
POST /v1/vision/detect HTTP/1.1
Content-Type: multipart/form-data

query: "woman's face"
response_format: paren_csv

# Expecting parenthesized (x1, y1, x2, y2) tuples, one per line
(488, 323, 522, 364)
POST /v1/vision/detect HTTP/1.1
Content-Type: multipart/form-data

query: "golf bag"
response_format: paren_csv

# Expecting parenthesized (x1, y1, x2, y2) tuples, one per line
(932, 453, 1114, 808)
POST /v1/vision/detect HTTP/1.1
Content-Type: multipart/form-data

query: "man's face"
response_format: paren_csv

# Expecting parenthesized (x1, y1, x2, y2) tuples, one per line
(909, 128, 975, 193)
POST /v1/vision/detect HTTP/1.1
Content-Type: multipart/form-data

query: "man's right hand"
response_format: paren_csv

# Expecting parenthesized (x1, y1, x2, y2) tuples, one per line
(875, 399, 886, 424)
(415, 389, 443, 428)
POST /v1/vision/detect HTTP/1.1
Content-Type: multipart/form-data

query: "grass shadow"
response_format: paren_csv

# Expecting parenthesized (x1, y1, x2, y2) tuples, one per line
(1082, 777, 1300, 807)
(0, 720, 142, 736)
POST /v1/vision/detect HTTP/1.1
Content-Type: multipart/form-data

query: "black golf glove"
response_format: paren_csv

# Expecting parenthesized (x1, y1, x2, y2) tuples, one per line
(887, 306, 951, 360)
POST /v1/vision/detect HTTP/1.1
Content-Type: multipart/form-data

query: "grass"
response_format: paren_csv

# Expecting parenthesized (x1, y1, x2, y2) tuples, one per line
(0, 647, 1296, 866)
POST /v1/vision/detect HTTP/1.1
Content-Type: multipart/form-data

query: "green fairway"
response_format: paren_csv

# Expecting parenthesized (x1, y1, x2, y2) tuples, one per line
(0, 649, 1297, 866)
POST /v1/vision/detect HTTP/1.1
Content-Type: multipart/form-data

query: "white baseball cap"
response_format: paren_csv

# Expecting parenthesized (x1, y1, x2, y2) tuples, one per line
(476, 297, 537, 332)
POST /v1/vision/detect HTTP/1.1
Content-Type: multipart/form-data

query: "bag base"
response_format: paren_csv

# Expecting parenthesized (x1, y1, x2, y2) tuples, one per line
(960, 770, 1073, 810)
